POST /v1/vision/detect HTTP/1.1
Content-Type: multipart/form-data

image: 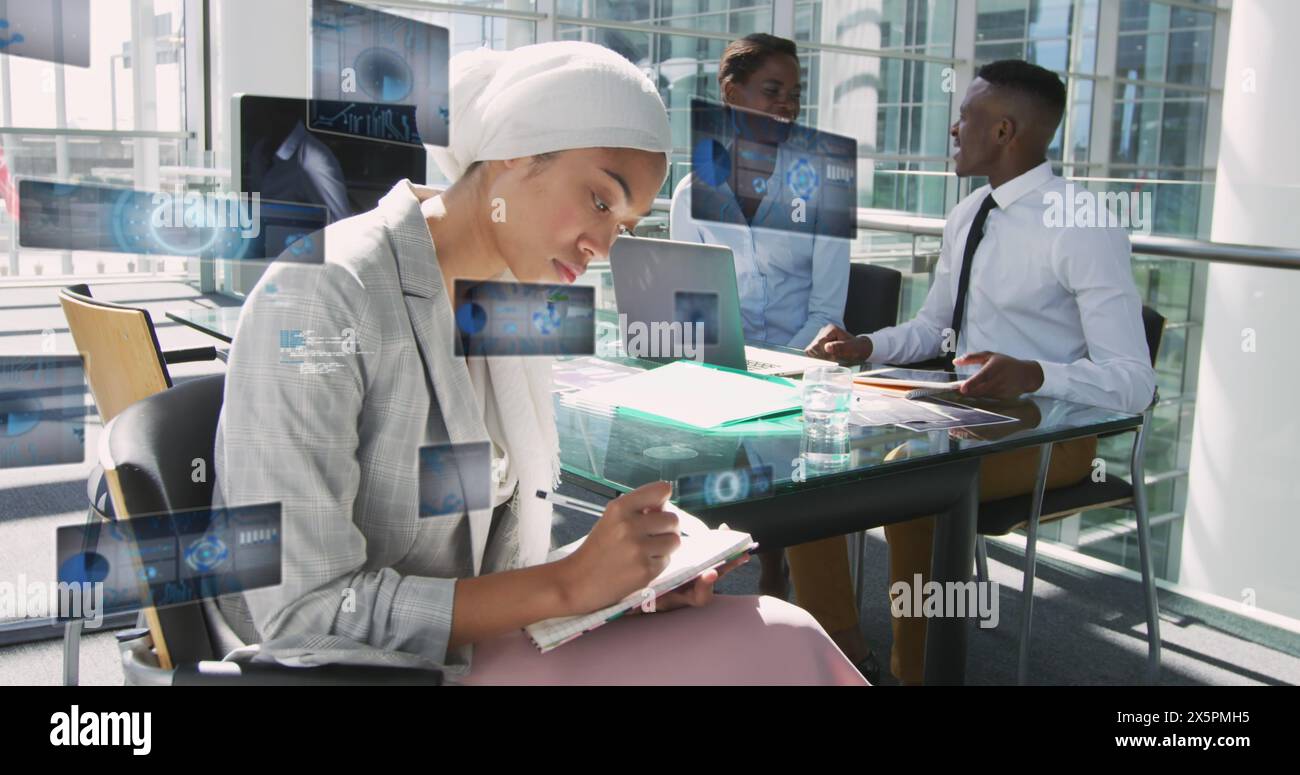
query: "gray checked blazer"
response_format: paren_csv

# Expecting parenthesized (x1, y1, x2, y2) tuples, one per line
(212, 180, 521, 674)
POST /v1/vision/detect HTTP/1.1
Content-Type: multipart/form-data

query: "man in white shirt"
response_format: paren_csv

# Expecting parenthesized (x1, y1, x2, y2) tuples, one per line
(805, 60, 1156, 684)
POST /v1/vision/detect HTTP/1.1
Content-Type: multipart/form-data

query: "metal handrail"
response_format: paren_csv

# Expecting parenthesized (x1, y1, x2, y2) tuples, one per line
(0, 127, 194, 139)
(646, 199, 1300, 271)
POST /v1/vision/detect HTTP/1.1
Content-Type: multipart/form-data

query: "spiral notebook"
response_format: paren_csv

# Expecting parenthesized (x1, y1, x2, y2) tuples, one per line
(524, 523, 756, 653)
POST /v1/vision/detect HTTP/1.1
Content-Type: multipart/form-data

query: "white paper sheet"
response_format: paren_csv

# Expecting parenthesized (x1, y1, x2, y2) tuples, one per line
(569, 360, 800, 428)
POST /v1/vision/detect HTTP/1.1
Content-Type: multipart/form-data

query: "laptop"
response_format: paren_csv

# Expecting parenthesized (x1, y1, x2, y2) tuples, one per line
(608, 236, 834, 377)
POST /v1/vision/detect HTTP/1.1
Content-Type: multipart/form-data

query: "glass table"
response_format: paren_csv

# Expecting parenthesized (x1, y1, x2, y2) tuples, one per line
(165, 307, 242, 344)
(554, 354, 1141, 684)
(169, 303, 1142, 683)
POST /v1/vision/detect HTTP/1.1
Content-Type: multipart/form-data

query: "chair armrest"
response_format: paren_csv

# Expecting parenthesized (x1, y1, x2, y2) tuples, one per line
(1099, 389, 1159, 440)
(162, 346, 219, 365)
(172, 662, 445, 686)
(117, 627, 445, 686)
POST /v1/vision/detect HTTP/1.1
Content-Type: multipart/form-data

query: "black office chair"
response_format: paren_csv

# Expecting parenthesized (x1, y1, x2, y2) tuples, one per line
(842, 261, 902, 628)
(843, 262, 903, 336)
(101, 374, 443, 685)
(973, 305, 1167, 684)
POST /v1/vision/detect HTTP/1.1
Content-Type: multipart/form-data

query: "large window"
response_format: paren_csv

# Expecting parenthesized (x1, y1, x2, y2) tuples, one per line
(0, 0, 193, 279)
(0, 0, 1231, 590)
(798, 1, 957, 216)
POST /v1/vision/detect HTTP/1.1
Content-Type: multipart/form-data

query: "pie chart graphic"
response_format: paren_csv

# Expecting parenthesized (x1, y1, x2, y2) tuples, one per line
(59, 551, 111, 585)
(455, 301, 488, 335)
(691, 138, 731, 188)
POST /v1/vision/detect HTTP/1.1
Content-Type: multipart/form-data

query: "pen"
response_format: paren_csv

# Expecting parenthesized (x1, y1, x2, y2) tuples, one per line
(534, 489, 706, 536)
(535, 489, 605, 518)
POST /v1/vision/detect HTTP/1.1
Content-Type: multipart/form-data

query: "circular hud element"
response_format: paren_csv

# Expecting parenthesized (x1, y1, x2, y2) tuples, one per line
(786, 157, 819, 201)
(184, 535, 230, 574)
(114, 190, 230, 257)
(705, 469, 748, 504)
(355, 47, 414, 102)
(644, 444, 698, 461)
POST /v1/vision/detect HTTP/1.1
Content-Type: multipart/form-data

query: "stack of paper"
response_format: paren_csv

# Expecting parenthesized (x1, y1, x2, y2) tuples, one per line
(568, 360, 800, 428)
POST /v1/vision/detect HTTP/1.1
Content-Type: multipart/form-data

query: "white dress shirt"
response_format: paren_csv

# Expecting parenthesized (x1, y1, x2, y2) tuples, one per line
(865, 160, 1155, 414)
(670, 153, 849, 349)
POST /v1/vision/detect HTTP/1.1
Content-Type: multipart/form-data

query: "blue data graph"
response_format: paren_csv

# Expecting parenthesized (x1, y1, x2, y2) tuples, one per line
(55, 503, 282, 618)
(689, 98, 858, 239)
(454, 281, 595, 357)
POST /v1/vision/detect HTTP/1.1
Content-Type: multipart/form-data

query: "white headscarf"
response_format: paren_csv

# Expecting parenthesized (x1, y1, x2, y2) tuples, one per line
(430, 41, 673, 182)
(433, 42, 671, 568)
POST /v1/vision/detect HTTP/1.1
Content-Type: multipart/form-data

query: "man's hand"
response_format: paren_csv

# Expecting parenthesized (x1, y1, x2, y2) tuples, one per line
(805, 324, 873, 364)
(954, 351, 1045, 400)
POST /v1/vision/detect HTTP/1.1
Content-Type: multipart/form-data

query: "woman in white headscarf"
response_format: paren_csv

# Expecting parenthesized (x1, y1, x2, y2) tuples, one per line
(215, 41, 865, 684)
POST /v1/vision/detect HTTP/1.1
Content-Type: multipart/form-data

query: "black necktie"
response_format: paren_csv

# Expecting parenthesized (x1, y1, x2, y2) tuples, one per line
(947, 193, 998, 363)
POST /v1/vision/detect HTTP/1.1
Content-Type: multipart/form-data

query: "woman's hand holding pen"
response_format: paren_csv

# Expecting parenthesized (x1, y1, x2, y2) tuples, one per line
(555, 481, 681, 615)
(552, 481, 749, 616)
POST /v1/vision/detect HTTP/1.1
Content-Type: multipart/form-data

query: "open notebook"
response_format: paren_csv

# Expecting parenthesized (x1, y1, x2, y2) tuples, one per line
(524, 523, 756, 653)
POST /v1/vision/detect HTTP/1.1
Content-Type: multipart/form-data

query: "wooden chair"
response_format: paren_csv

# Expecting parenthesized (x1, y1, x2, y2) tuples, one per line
(57, 284, 218, 423)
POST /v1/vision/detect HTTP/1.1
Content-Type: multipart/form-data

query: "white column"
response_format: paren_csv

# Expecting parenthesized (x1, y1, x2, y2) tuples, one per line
(131, 0, 159, 274)
(209, 0, 309, 176)
(532, 0, 554, 45)
(1182, 0, 1300, 619)
(773, 0, 795, 40)
(1, 46, 18, 277)
(53, 60, 73, 276)
(948, 0, 975, 208)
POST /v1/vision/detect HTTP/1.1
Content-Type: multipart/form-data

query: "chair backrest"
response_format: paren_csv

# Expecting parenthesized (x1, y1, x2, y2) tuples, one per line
(58, 285, 172, 423)
(1141, 305, 1165, 368)
(844, 262, 902, 336)
(100, 374, 226, 668)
